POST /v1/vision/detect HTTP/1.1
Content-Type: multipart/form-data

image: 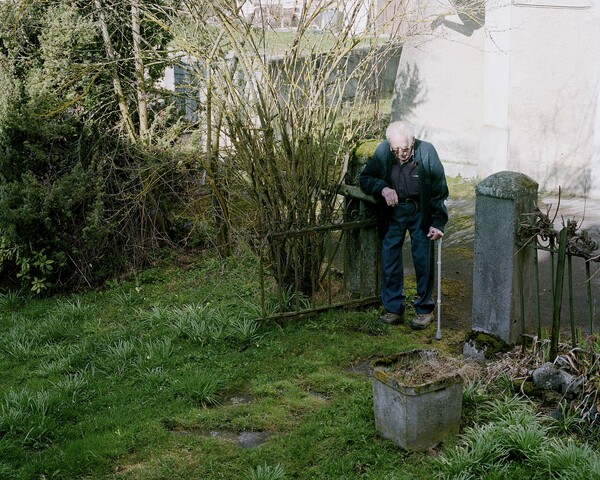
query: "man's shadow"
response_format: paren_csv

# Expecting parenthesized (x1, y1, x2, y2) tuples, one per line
(431, 0, 485, 37)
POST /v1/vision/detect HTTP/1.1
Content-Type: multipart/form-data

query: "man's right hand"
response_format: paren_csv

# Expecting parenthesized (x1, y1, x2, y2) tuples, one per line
(382, 187, 398, 207)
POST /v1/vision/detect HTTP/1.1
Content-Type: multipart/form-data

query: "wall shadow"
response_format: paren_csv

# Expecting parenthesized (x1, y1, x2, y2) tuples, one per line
(391, 63, 424, 121)
(430, 0, 485, 38)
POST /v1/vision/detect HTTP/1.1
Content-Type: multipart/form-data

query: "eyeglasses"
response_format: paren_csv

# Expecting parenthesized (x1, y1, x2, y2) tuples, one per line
(390, 143, 414, 156)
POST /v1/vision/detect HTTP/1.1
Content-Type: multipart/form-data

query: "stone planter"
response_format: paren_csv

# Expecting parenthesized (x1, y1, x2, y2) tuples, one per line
(371, 350, 463, 451)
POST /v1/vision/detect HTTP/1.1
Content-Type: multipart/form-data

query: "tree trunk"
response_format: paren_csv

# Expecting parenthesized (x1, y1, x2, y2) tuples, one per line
(131, 0, 149, 140)
(206, 37, 231, 258)
(94, 0, 137, 143)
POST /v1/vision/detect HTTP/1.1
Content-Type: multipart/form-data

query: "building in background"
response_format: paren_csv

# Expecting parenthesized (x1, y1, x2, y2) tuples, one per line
(162, 1, 402, 121)
(392, 0, 600, 198)
(239, 0, 401, 33)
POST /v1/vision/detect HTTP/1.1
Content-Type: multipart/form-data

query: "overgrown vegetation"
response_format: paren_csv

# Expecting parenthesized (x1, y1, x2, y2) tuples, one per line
(1, 0, 454, 294)
(437, 395, 600, 479)
(0, 1, 191, 292)
(164, 0, 406, 293)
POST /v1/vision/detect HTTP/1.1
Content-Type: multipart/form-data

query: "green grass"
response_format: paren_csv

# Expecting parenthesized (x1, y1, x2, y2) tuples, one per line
(435, 395, 600, 479)
(0, 251, 440, 479)
(256, 30, 389, 56)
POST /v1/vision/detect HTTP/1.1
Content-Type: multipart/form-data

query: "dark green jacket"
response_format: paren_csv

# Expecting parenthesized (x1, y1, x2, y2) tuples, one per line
(359, 138, 449, 233)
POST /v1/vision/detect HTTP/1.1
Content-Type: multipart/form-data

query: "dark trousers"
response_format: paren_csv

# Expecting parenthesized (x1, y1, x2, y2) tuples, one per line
(381, 202, 435, 315)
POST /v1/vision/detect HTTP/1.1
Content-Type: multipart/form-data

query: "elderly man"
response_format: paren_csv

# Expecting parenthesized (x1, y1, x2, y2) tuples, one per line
(359, 121, 449, 329)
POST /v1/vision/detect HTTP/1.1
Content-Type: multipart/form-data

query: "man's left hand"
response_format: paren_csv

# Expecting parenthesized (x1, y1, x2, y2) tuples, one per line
(427, 227, 444, 240)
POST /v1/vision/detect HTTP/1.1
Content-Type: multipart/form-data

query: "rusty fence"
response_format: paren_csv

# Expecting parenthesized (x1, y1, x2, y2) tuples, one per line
(517, 212, 600, 356)
(257, 195, 381, 321)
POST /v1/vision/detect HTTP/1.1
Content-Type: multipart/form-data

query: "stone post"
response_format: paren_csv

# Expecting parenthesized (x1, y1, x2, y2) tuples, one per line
(472, 171, 538, 344)
(340, 140, 381, 298)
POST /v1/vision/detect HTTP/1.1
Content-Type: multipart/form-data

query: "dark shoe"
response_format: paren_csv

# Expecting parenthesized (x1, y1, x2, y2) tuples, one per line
(377, 311, 404, 325)
(410, 313, 434, 330)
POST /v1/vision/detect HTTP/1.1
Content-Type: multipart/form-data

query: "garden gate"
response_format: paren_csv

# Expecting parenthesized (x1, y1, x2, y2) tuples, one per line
(257, 185, 381, 321)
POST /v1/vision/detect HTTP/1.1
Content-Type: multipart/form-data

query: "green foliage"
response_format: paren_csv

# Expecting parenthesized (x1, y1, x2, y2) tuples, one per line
(0, 388, 57, 449)
(435, 394, 600, 479)
(0, 326, 39, 360)
(263, 286, 312, 317)
(0, 241, 57, 294)
(462, 381, 490, 409)
(172, 369, 223, 406)
(0, 82, 207, 293)
(0, 30, 103, 293)
(247, 463, 286, 480)
(0, 1, 199, 293)
(0, 72, 106, 292)
(547, 400, 586, 436)
(346, 309, 390, 336)
(0, 290, 27, 311)
(2, 249, 599, 479)
(146, 302, 265, 350)
(141, 337, 175, 366)
(0, 249, 435, 479)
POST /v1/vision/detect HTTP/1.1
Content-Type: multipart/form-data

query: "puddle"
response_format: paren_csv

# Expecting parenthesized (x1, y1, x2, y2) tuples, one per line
(237, 431, 272, 448)
(346, 361, 373, 376)
(202, 430, 238, 442)
(176, 429, 273, 448)
(225, 394, 253, 405)
(308, 390, 329, 401)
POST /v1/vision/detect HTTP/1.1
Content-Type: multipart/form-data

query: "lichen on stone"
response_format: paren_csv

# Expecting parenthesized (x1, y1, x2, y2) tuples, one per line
(464, 330, 510, 359)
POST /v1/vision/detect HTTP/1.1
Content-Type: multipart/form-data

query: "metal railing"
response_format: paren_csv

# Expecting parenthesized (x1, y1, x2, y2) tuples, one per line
(257, 189, 380, 321)
(517, 212, 599, 355)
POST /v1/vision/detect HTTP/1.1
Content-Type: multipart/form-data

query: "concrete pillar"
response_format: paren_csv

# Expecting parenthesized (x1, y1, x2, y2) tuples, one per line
(343, 195, 380, 298)
(342, 141, 380, 298)
(472, 171, 538, 344)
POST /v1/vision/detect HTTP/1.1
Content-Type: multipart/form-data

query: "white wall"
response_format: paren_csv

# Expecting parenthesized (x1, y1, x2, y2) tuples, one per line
(392, 0, 600, 198)
(392, 0, 487, 178)
(507, 4, 600, 196)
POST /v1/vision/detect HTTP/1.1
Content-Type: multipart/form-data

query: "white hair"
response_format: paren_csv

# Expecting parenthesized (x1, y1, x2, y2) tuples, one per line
(386, 121, 415, 143)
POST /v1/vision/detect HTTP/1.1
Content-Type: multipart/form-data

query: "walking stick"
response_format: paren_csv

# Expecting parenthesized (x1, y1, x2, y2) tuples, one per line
(436, 237, 443, 341)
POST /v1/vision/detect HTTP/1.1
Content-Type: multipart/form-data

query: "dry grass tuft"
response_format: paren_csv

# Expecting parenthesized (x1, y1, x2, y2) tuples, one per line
(389, 351, 463, 385)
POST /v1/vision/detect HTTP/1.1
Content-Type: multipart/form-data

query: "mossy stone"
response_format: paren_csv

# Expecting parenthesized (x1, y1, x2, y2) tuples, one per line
(514, 379, 536, 397)
(464, 330, 510, 359)
(353, 140, 381, 166)
(475, 171, 539, 200)
(346, 139, 381, 185)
